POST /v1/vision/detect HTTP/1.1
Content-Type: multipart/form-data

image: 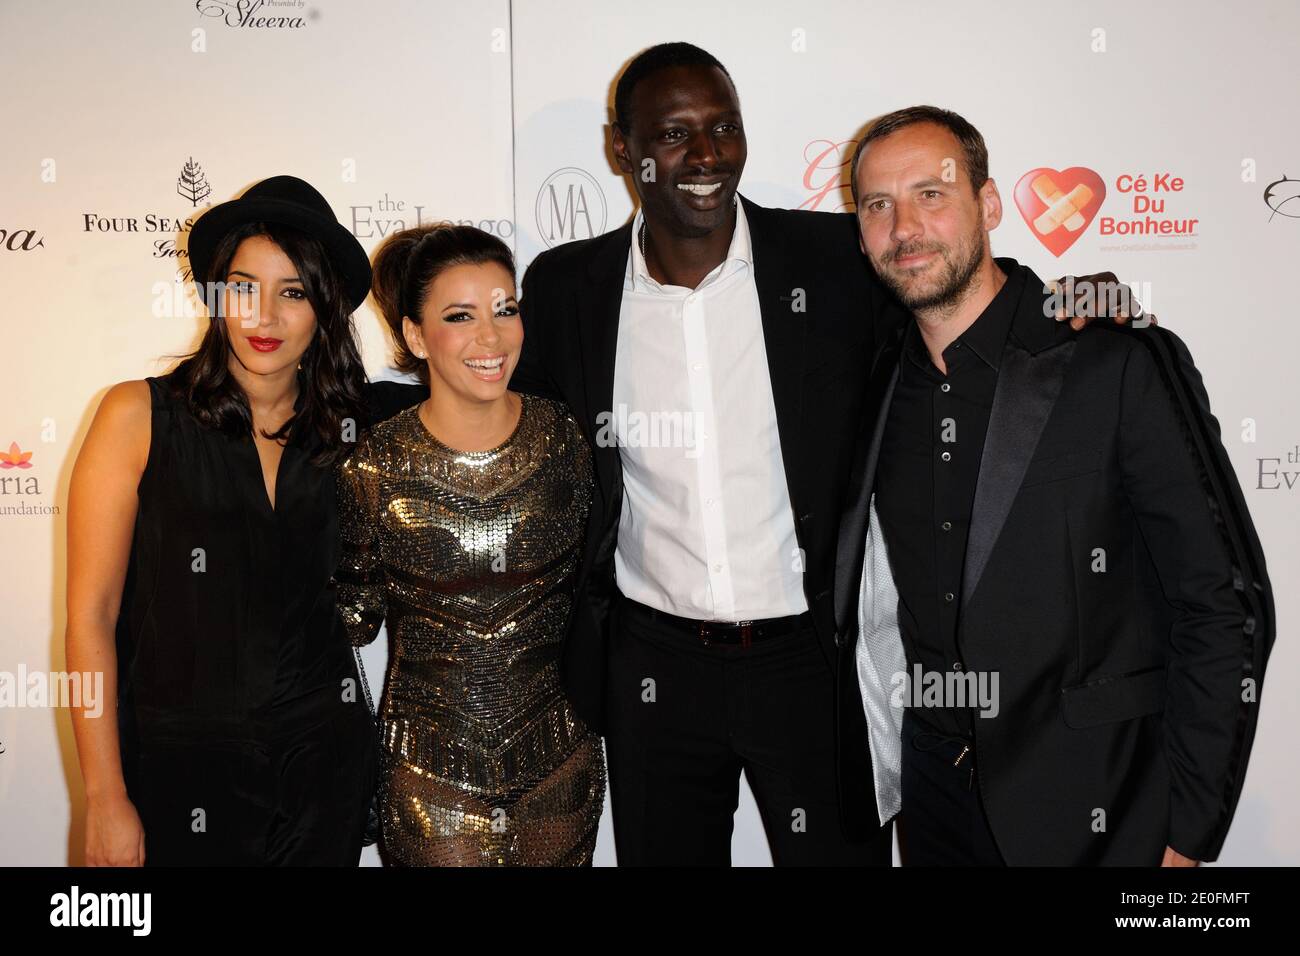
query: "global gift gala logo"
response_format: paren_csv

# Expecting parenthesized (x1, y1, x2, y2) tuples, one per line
(1014, 167, 1106, 257)
(798, 138, 855, 213)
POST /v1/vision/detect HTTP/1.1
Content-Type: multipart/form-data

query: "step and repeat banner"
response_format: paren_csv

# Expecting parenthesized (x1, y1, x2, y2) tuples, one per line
(0, 0, 516, 867)
(2, 0, 1296, 866)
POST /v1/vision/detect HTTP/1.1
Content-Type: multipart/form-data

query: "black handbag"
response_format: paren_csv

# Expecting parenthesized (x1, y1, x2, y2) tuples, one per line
(352, 646, 382, 847)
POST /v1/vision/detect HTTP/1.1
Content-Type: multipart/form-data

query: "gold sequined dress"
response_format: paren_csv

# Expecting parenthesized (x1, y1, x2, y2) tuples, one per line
(333, 393, 605, 866)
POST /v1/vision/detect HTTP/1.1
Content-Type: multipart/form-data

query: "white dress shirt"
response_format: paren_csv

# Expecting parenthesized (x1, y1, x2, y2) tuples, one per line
(610, 201, 807, 621)
(856, 494, 907, 825)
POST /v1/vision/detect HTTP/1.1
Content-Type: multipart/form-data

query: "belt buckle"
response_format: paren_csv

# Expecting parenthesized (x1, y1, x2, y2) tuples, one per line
(697, 619, 756, 647)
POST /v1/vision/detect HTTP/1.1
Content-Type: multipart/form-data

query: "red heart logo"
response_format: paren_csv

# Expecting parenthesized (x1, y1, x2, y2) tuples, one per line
(1014, 167, 1106, 257)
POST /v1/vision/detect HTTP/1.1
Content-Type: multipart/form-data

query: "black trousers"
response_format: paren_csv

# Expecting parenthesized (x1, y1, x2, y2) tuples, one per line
(897, 709, 1005, 866)
(129, 684, 378, 866)
(604, 594, 891, 866)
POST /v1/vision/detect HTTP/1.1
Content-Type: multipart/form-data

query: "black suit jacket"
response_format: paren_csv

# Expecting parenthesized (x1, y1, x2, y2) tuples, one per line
(511, 195, 900, 841)
(834, 258, 1275, 864)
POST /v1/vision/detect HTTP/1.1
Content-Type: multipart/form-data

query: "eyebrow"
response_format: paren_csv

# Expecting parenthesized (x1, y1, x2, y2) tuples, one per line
(859, 177, 949, 202)
(226, 270, 302, 283)
(651, 109, 742, 127)
(441, 297, 518, 312)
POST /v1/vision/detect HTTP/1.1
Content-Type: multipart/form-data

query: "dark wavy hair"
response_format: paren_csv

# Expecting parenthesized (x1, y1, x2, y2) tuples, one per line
(370, 223, 516, 388)
(170, 220, 368, 466)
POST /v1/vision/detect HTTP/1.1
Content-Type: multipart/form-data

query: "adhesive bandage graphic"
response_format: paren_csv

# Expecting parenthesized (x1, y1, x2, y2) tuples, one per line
(1030, 174, 1094, 235)
(1013, 166, 1107, 257)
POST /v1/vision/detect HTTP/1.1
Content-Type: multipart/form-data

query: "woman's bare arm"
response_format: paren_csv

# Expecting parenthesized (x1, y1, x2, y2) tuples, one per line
(65, 380, 150, 866)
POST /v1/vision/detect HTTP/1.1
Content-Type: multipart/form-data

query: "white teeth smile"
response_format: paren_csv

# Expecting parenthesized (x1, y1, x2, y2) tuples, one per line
(678, 182, 722, 196)
(464, 356, 505, 370)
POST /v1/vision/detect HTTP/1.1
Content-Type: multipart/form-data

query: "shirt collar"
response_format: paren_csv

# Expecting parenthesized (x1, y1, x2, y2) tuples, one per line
(625, 196, 751, 292)
(903, 260, 1025, 373)
(962, 261, 1025, 369)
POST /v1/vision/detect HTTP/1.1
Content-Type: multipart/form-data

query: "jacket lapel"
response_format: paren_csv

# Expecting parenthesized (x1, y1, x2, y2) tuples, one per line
(961, 271, 1077, 607)
(834, 328, 903, 636)
(580, 221, 634, 509)
(744, 196, 809, 511)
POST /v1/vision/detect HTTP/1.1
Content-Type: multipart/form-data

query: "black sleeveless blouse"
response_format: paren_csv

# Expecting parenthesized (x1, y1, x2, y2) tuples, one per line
(115, 370, 354, 754)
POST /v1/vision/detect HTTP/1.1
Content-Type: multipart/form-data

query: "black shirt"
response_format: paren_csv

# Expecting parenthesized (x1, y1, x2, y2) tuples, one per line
(874, 263, 1026, 738)
(116, 370, 356, 726)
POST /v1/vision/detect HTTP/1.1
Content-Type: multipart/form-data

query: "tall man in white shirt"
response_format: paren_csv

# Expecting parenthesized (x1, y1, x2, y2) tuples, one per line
(505, 42, 1122, 865)
(512, 42, 896, 864)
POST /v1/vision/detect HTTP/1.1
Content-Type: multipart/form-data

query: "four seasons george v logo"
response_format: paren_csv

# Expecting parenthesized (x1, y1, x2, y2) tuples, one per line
(81, 157, 215, 283)
(177, 157, 211, 206)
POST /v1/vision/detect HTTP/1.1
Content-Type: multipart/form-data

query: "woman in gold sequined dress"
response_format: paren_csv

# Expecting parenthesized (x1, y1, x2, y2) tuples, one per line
(333, 225, 605, 865)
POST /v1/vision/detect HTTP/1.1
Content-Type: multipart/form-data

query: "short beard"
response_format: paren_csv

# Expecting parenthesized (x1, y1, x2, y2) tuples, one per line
(875, 219, 986, 316)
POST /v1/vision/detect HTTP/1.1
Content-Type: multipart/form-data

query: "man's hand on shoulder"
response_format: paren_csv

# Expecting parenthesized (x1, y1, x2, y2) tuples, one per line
(1047, 271, 1159, 331)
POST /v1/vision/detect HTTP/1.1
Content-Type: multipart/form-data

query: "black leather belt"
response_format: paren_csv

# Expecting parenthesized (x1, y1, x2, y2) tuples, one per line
(622, 598, 811, 648)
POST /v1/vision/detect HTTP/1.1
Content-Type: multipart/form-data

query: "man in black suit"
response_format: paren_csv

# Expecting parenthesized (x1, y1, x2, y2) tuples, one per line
(837, 105, 1274, 865)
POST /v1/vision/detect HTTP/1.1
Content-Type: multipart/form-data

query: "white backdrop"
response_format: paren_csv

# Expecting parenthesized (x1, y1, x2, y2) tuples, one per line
(1, 0, 1295, 866)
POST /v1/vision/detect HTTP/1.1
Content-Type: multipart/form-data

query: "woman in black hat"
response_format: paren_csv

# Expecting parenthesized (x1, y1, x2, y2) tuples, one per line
(66, 176, 380, 866)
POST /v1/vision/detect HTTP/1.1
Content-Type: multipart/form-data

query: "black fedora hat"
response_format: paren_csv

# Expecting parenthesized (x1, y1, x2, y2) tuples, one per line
(188, 175, 371, 311)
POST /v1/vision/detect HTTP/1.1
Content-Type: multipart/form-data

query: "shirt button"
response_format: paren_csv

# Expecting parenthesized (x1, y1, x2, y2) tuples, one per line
(712, 563, 723, 573)
(944, 592, 954, 603)
(941, 521, 952, 532)
(940, 383, 951, 393)
(952, 661, 964, 671)
(693, 363, 703, 371)
(705, 498, 714, 505)
(941, 451, 952, 462)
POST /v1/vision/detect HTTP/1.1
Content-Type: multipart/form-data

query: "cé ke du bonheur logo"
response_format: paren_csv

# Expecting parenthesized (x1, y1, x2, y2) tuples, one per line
(1014, 166, 1200, 255)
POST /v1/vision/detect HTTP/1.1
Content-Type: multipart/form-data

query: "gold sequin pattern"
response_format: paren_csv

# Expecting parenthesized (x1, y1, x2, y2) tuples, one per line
(334, 393, 605, 866)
